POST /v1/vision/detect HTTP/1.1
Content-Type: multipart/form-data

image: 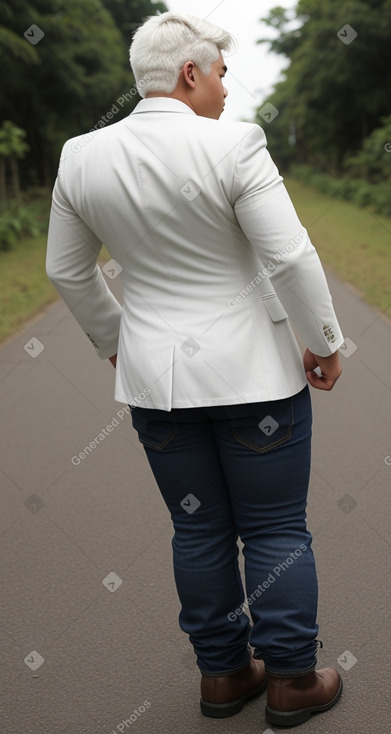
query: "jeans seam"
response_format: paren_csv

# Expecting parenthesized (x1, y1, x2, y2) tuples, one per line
(232, 428, 292, 454)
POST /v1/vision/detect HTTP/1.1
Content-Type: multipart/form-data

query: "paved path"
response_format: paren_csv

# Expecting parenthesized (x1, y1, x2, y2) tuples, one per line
(0, 268, 390, 733)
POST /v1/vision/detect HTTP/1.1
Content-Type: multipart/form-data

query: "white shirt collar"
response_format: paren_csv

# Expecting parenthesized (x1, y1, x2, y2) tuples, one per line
(131, 97, 196, 116)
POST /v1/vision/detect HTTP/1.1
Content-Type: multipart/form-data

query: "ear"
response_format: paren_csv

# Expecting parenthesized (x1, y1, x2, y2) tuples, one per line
(183, 61, 196, 87)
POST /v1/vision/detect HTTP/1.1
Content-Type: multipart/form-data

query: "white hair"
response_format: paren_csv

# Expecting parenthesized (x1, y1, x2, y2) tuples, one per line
(129, 11, 235, 97)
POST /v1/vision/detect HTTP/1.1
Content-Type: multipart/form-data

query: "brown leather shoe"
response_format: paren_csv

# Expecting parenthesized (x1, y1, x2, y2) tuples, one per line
(200, 658, 268, 718)
(265, 667, 343, 727)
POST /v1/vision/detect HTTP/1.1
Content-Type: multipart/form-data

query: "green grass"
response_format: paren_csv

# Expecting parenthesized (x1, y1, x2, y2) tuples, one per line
(0, 230, 110, 345)
(0, 179, 390, 346)
(0, 232, 59, 344)
(284, 177, 391, 316)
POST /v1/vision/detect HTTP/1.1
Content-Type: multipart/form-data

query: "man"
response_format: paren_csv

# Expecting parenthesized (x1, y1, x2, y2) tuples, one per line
(46, 11, 344, 727)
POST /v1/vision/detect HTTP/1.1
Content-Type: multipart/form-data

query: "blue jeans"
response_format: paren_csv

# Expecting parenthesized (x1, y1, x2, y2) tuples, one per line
(130, 386, 319, 676)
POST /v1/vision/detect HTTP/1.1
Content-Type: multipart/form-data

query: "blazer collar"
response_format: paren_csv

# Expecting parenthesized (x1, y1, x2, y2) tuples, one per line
(131, 97, 196, 116)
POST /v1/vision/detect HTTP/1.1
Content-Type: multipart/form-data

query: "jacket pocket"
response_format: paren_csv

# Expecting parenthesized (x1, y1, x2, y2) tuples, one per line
(260, 292, 288, 323)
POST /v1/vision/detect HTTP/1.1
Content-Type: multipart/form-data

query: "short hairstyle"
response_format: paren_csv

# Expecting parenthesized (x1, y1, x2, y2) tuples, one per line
(129, 12, 235, 97)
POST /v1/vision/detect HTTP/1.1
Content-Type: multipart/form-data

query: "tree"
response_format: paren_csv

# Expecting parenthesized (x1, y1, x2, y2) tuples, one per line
(0, 0, 168, 188)
(0, 1, 41, 64)
(344, 115, 391, 182)
(0, 121, 29, 200)
(101, 0, 167, 46)
(256, 0, 391, 173)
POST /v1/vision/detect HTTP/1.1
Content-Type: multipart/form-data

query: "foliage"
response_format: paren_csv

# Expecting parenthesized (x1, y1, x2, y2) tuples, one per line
(0, 191, 51, 251)
(343, 115, 391, 182)
(101, 0, 167, 44)
(0, 120, 30, 199)
(0, 0, 167, 188)
(257, 0, 391, 176)
(0, 121, 29, 158)
(288, 164, 391, 216)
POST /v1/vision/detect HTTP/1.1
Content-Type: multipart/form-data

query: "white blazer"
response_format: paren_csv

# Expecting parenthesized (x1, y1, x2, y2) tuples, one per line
(46, 98, 344, 411)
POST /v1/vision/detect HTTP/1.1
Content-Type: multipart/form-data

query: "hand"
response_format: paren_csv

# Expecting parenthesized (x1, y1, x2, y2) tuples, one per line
(109, 354, 117, 368)
(303, 348, 342, 391)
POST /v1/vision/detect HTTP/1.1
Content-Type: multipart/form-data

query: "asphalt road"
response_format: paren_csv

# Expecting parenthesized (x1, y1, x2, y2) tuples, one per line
(0, 267, 390, 734)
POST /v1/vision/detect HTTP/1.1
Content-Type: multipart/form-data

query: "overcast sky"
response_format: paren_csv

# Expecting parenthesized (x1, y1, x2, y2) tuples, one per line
(165, 0, 297, 121)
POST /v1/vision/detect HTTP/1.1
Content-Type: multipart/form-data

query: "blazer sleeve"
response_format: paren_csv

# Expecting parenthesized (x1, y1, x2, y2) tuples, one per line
(46, 141, 122, 359)
(233, 125, 344, 357)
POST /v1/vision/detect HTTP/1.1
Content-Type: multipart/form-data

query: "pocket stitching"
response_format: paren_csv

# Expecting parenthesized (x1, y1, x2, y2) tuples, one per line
(226, 399, 294, 454)
(138, 424, 178, 451)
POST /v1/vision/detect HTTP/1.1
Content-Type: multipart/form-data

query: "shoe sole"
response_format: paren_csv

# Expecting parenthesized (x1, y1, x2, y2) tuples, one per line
(200, 678, 268, 719)
(265, 677, 343, 727)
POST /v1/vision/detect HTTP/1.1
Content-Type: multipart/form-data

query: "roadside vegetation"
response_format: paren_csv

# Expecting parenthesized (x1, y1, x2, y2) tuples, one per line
(1, 181, 390, 345)
(1, 0, 390, 343)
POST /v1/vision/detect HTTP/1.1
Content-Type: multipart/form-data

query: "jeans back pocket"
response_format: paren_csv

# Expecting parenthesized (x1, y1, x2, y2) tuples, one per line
(225, 398, 294, 454)
(131, 408, 178, 451)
